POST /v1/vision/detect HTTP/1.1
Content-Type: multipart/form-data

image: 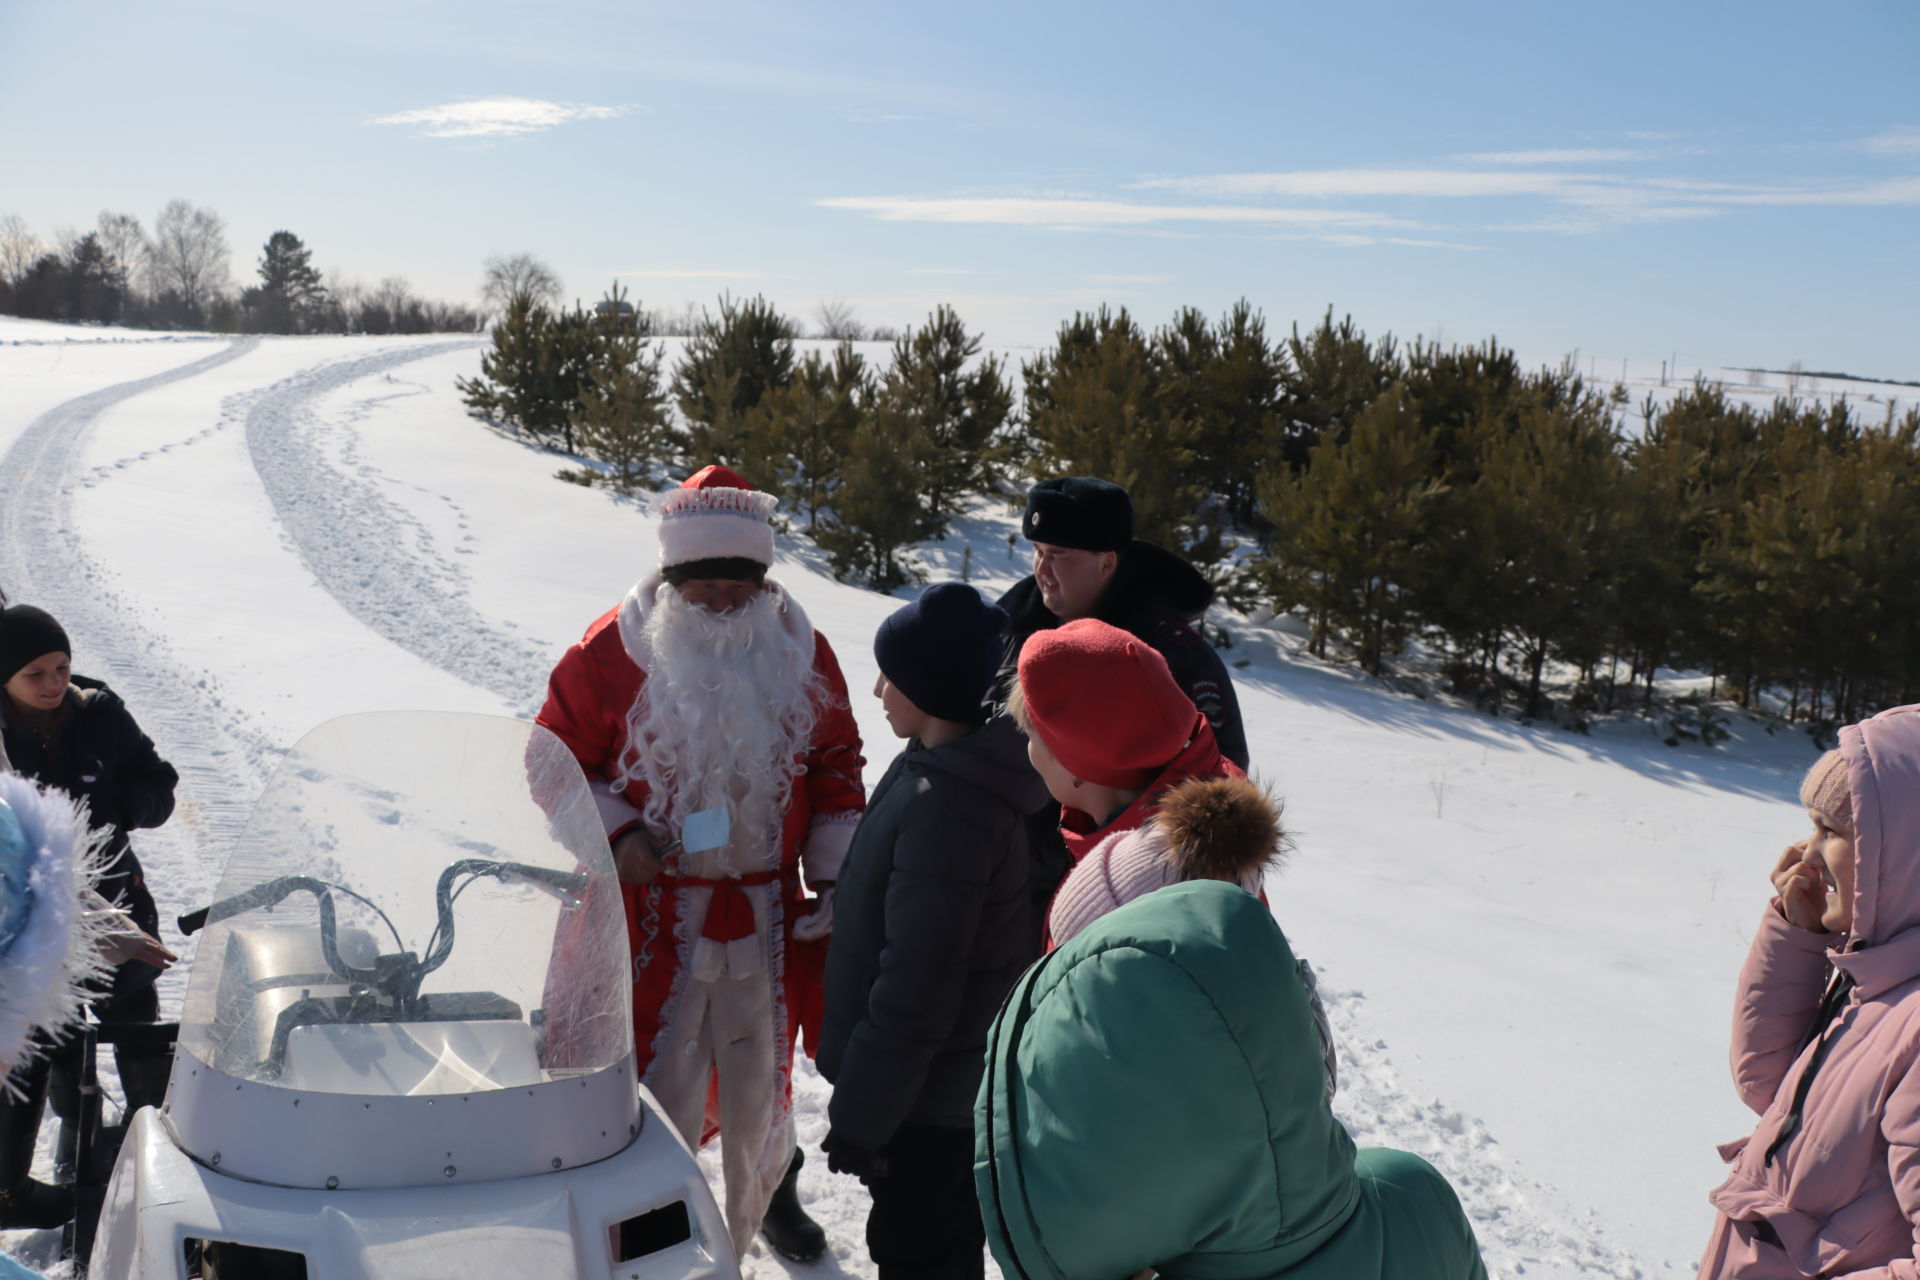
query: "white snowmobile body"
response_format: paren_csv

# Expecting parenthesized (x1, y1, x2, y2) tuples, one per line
(89, 712, 738, 1280)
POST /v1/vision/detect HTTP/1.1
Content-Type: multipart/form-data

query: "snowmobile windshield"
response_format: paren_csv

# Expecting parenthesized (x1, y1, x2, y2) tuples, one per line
(176, 711, 630, 1096)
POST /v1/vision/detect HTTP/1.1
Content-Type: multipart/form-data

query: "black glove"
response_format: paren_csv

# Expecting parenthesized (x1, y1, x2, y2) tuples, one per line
(822, 1130, 888, 1183)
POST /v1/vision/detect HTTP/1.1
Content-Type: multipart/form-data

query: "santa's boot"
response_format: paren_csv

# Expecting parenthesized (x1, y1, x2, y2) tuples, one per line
(759, 1146, 827, 1262)
(0, 1088, 72, 1230)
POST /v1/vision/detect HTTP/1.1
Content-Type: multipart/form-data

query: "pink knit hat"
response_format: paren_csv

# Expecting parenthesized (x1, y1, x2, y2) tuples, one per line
(1048, 776, 1282, 945)
(1800, 749, 1854, 837)
(652, 464, 778, 569)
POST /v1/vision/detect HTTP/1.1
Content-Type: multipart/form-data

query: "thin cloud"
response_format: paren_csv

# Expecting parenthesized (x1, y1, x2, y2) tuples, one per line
(1456, 148, 1653, 165)
(815, 195, 1416, 230)
(1861, 125, 1920, 157)
(367, 97, 631, 139)
(1082, 273, 1177, 284)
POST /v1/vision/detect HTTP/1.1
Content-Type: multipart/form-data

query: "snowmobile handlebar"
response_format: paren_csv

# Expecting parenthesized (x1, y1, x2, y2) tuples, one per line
(181, 862, 589, 1000)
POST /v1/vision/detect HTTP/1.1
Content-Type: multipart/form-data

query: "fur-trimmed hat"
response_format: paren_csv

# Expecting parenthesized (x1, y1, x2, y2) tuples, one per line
(1048, 775, 1284, 945)
(652, 465, 778, 571)
(1801, 749, 1854, 838)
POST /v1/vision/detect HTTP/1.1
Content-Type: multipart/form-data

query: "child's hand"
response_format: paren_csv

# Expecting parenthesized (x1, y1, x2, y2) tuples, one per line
(1771, 842, 1829, 932)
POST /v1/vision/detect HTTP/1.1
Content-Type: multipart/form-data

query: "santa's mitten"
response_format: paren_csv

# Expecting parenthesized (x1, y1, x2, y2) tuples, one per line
(791, 887, 835, 942)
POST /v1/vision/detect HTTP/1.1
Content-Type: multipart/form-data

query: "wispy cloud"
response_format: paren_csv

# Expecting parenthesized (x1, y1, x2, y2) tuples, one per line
(367, 96, 631, 139)
(815, 195, 1415, 230)
(1455, 148, 1653, 165)
(1082, 273, 1177, 284)
(1860, 125, 1920, 157)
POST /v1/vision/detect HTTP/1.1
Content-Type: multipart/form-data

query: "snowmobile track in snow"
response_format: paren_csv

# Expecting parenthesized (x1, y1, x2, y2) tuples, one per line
(0, 337, 281, 990)
(241, 341, 553, 711)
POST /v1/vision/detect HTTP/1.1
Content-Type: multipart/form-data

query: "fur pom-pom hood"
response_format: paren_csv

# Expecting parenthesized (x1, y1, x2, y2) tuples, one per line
(1048, 775, 1288, 947)
(1156, 775, 1287, 885)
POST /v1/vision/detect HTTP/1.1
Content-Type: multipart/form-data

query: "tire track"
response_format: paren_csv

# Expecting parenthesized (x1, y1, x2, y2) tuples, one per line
(0, 338, 277, 982)
(241, 341, 553, 711)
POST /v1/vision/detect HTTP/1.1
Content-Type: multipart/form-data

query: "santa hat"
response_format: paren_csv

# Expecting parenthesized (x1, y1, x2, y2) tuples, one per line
(1016, 618, 1202, 789)
(652, 465, 779, 571)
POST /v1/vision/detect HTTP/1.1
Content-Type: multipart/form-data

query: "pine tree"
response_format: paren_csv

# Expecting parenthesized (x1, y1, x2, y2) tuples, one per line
(1260, 383, 1442, 672)
(253, 231, 327, 333)
(1278, 309, 1401, 469)
(814, 408, 943, 589)
(671, 293, 795, 466)
(1022, 307, 1204, 553)
(572, 287, 671, 493)
(872, 306, 1012, 525)
(755, 343, 869, 532)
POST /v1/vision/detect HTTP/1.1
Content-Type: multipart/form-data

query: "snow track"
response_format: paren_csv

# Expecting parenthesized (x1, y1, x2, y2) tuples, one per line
(240, 342, 552, 711)
(0, 339, 280, 918)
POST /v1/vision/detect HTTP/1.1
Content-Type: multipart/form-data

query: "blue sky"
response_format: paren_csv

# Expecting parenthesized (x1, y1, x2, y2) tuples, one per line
(2, 0, 1915, 376)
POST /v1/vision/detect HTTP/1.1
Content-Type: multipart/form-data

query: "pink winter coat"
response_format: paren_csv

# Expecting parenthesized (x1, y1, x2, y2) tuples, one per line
(1700, 704, 1920, 1279)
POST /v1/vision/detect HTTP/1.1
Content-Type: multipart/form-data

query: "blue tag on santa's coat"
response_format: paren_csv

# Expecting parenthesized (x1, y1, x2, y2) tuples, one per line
(681, 807, 731, 855)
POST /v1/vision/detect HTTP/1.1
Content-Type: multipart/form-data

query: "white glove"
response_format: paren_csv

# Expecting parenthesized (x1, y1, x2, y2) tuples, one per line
(791, 887, 835, 942)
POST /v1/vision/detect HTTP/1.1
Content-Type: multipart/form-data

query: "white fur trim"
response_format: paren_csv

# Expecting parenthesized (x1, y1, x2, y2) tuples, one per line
(801, 811, 859, 887)
(653, 485, 778, 568)
(617, 575, 814, 673)
(0, 774, 116, 1088)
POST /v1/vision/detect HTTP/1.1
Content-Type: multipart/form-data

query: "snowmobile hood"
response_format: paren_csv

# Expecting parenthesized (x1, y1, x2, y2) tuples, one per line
(909, 715, 1050, 813)
(1833, 704, 1920, 967)
(976, 881, 1360, 1280)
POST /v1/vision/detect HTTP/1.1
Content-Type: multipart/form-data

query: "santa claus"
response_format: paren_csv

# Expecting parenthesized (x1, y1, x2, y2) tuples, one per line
(537, 465, 865, 1262)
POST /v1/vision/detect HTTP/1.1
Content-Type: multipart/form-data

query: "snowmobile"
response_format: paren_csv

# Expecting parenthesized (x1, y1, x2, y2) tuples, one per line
(86, 711, 738, 1279)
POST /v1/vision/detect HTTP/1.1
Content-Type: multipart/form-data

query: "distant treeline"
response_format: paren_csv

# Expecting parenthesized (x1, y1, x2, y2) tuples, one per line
(462, 287, 1920, 736)
(0, 205, 482, 335)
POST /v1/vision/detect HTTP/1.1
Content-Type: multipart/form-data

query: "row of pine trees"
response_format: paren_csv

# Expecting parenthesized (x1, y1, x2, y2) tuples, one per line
(458, 288, 1920, 734)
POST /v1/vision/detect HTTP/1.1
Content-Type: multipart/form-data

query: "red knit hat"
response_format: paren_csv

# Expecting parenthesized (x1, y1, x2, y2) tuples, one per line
(1017, 618, 1202, 789)
(652, 464, 779, 569)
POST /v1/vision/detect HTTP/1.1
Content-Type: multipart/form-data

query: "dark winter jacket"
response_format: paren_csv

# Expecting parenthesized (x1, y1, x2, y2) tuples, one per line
(995, 539, 1248, 770)
(976, 882, 1486, 1280)
(818, 716, 1049, 1151)
(996, 541, 1249, 939)
(0, 675, 174, 940)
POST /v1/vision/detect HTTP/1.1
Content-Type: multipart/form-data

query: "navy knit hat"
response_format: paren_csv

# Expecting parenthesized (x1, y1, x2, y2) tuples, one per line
(1022, 477, 1133, 552)
(874, 584, 1010, 726)
(0, 605, 71, 685)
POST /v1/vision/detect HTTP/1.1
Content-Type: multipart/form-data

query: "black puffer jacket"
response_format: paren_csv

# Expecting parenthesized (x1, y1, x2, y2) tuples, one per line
(818, 716, 1049, 1150)
(0, 674, 175, 940)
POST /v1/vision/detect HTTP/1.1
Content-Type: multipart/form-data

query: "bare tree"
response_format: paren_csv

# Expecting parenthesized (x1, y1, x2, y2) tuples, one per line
(150, 199, 230, 313)
(480, 253, 561, 315)
(95, 211, 151, 296)
(0, 215, 41, 287)
(813, 298, 865, 341)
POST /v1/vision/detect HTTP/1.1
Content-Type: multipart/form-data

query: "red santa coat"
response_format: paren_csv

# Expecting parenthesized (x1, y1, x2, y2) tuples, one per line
(536, 579, 865, 1083)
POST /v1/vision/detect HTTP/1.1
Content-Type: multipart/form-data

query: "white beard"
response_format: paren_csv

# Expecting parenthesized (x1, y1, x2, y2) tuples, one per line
(616, 584, 820, 877)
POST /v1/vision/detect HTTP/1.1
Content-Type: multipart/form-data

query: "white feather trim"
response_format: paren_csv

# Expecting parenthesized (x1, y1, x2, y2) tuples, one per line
(0, 774, 117, 1092)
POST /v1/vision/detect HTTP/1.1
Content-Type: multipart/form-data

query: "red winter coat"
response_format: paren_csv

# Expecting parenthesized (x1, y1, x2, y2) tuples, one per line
(536, 579, 865, 1080)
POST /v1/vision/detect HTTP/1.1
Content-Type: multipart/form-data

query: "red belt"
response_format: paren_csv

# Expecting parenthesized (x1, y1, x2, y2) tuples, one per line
(655, 867, 787, 943)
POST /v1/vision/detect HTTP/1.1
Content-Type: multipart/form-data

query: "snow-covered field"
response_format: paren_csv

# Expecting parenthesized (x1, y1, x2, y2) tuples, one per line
(0, 320, 1867, 1278)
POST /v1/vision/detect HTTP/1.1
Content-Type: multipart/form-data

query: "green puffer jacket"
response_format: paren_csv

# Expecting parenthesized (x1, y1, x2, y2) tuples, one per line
(975, 881, 1486, 1280)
